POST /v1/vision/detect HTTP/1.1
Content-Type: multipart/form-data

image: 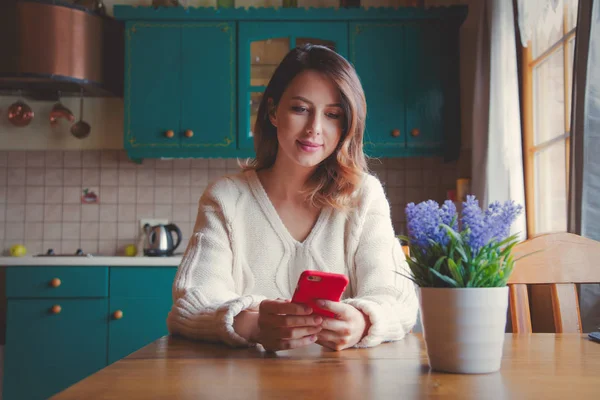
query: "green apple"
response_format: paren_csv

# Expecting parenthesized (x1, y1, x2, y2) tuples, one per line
(124, 244, 137, 257)
(10, 244, 27, 257)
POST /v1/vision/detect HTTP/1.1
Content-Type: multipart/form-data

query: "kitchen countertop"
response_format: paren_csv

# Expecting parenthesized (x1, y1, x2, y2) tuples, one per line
(0, 255, 183, 267)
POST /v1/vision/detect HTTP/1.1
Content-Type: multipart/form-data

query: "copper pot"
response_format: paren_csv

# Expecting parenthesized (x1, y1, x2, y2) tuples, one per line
(7, 100, 34, 127)
(49, 99, 75, 126)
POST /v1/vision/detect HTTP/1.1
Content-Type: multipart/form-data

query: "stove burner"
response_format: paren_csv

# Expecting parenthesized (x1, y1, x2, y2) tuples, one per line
(35, 248, 93, 257)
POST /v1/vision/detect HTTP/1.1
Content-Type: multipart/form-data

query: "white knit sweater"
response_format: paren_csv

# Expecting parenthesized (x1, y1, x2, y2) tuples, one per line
(166, 169, 418, 348)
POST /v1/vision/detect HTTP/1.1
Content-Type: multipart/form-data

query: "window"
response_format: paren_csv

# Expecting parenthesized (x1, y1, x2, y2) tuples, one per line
(522, 0, 579, 237)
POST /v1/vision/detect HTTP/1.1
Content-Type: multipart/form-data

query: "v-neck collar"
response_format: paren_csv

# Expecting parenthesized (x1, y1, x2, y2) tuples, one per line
(246, 169, 330, 247)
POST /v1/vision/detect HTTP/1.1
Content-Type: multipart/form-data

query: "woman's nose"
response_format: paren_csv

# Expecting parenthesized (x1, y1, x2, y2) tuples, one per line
(306, 113, 322, 136)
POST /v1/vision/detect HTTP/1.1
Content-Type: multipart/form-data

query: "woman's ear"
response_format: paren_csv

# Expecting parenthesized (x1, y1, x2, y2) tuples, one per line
(267, 98, 277, 127)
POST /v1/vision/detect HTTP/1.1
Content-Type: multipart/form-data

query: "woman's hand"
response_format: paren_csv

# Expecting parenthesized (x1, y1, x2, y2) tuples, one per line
(315, 300, 371, 351)
(254, 299, 323, 352)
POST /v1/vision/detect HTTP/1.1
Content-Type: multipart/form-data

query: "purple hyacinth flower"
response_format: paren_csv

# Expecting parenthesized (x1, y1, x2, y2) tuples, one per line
(406, 200, 453, 250)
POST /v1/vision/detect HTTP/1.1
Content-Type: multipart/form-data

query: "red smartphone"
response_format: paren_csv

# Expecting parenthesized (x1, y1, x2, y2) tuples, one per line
(291, 270, 349, 318)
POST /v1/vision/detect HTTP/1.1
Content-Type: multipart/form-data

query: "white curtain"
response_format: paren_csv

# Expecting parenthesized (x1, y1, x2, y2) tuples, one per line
(471, 0, 527, 241)
(517, 0, 565, 46)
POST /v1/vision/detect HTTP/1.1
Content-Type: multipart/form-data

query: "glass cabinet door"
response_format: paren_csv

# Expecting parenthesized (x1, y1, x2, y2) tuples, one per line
(238, 22, 348, 154)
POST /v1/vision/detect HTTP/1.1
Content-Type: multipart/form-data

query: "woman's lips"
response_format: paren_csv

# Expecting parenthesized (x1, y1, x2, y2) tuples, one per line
(297, 140, 322, 153)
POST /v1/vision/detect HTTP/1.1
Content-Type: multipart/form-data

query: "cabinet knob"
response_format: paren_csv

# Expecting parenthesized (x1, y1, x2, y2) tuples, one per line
(50, 305, 61, 314)
(411, 128, 420, 137)
(391, 129, 401, 138)
(164, 130, 175, 138)
(184, 129, 194, 138)
(113, 310, 123, 320)
(49, 278, 61, 288)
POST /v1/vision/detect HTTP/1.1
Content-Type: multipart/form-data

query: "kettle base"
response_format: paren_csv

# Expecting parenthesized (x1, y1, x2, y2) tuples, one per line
(143, 248, 173, 257)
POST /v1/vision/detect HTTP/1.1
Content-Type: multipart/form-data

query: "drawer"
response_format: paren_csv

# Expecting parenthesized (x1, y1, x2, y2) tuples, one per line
(6, 267, 108, 298)
(110, 267, 176, 298)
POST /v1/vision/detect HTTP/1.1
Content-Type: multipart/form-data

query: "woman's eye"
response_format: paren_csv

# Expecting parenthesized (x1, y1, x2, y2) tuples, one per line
(327, 113, 341, 119)
(292, 106, 307, 113)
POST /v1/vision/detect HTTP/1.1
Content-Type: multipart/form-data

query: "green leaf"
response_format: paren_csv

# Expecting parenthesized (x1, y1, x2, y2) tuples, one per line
(430, 268, 459, 288)
(433, 256, 446, 272)
(447, 258, 465, 287)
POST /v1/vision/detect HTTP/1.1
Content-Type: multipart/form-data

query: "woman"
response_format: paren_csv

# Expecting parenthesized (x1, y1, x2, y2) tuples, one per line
(167, 44, 418, 352)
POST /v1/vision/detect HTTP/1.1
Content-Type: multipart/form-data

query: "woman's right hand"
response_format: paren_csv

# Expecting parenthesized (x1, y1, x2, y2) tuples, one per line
(254, 299, 323, 351)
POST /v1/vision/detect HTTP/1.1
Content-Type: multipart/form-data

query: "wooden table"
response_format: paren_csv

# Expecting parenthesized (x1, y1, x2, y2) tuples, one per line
(52, 334, 600, 399)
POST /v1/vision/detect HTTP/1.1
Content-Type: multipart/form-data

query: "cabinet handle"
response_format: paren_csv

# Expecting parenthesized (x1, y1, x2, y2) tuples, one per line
(50, 305, 62, 314)
(112, 310, 124, 320)
(391, 129, 401, 138)
(49, 278, 61, 288)
(184, 129, 194, 138)
(411, 128, 420, 137)
(164, 130, 175, 138)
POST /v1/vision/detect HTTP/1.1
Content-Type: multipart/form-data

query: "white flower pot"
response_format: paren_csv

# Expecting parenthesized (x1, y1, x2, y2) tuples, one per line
(418, 287, 509, 374)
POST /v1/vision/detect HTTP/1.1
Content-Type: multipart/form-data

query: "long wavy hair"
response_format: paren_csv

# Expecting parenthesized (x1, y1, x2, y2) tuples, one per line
(244, 44, 368, 211)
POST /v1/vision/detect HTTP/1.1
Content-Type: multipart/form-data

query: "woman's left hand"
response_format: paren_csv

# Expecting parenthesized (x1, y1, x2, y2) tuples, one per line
(314, 300, 371, 351)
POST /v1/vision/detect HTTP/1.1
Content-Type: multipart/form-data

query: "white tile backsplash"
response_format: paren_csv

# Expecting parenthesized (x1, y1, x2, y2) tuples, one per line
(0, 150, 458, 255)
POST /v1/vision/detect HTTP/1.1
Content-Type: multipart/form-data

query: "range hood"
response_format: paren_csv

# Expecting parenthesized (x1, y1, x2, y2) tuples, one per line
(0, 0, 124, 100)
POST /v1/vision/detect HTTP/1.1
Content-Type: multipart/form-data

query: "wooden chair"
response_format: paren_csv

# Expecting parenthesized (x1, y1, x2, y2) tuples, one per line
(508, 232, 600, 333)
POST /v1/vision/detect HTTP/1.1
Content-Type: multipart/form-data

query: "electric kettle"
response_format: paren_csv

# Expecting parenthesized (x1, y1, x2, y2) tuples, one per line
(143, 223, 182, 256)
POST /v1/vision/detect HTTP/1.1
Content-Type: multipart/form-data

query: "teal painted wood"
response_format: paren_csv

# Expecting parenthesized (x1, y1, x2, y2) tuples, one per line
(238, 22, 349, 152)
(3, 298, 108, 400)
(109, 267, 176, 298)
(405, 22, 443, 150)
(114, 5, 468, 22)
(108, 297, 173, 364)
(125, 22, 181, 152)
(350, 22, 406, 156)
(404, 21, 461, 160)
(117, 6, 466, 160)
(5, 267, 108, 298)
(181, 22, 236, 152)
(126, 146, 256, 159)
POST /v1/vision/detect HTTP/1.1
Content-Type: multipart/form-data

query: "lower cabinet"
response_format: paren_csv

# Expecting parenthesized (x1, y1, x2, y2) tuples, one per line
(3, 298, 108, 400)
(2, 266, 177, 400)
(108, 267, 177, 364)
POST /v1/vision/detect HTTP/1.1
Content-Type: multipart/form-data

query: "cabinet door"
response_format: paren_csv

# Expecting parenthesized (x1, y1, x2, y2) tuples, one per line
(238, 22, 349, 153)
(350, 22, 406, 157)
(3, 299, 108, 400)
(125, 22, 181, 152)
(181, 22, 236, 153)
(405, 22, 458, 151)
(108, 297, 173, 364)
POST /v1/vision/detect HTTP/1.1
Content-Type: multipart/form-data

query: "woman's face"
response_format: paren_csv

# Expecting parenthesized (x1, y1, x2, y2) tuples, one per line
(269, 70, 344, 169)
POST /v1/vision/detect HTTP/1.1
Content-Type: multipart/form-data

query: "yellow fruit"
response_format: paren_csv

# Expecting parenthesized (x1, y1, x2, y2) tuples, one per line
(124, 244, 137, 257)
(10, 244, 27, 257)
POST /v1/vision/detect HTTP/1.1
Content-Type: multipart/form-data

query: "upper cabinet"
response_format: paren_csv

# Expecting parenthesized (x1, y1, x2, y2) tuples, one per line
(405, 21, 460, 159)
(124, 21, 236, 160)
(115, 6, 466, 160)
(350, 20, 461, 158)
(350, 22, 407, 156)
(238, 22, 348, 155)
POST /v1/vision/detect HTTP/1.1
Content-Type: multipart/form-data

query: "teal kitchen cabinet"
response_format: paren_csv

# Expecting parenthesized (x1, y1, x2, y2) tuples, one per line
(124, 21, 236, 160)
(405, 21, 461, 159)
(116, 6, 466, 160)
(350, 20, 462, 159)
(2, 266, 177, 400)
(107, 267, 177, 364)
(350, 22, 407, 156)
(2, 267, 109, 400)
(237, 22, 349, 155)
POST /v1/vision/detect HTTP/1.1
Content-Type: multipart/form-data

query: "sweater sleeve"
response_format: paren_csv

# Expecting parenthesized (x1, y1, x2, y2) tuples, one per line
(342, 176, 419, 348)
(166, 178, 266, 347)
